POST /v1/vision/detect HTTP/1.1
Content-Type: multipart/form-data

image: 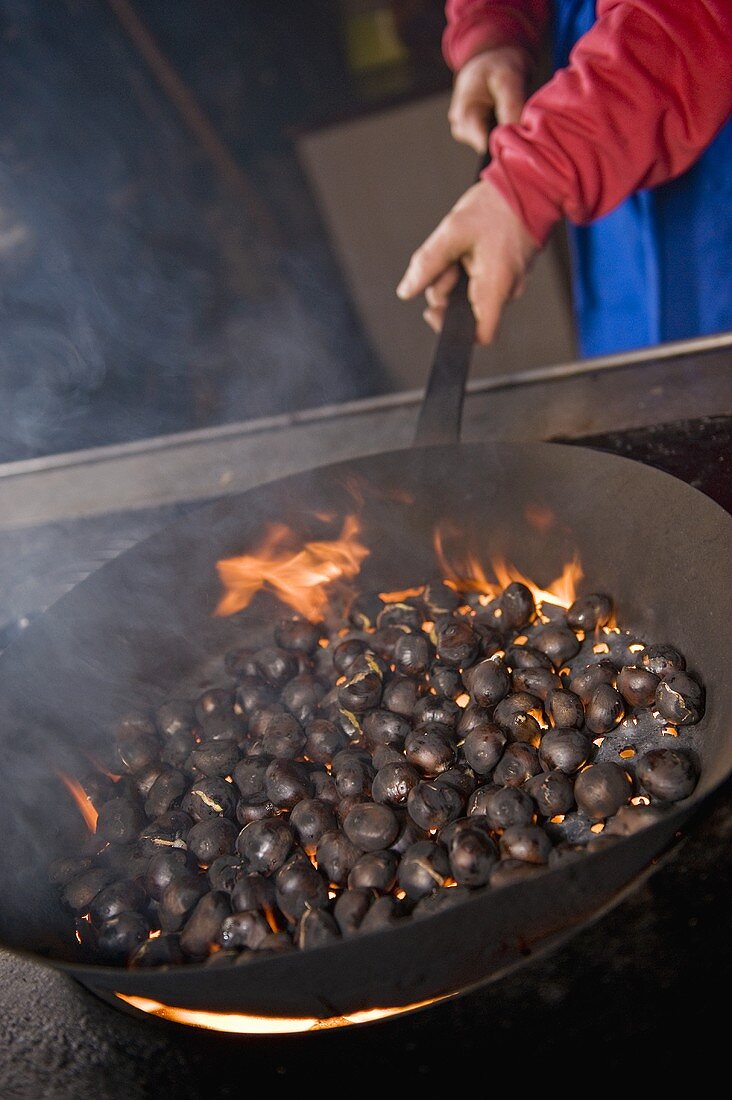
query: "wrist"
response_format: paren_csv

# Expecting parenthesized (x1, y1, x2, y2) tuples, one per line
(481, 159, 560, 248)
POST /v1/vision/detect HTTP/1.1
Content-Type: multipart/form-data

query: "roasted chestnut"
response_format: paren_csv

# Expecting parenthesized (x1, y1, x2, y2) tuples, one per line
(636, 747, 699, 801)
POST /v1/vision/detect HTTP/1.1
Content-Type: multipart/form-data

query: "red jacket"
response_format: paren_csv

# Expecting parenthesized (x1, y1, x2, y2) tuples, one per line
(444, 1, 732, 244)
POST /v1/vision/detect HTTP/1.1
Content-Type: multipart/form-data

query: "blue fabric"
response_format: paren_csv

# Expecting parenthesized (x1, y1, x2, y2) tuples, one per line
(551, 0, 732, 355)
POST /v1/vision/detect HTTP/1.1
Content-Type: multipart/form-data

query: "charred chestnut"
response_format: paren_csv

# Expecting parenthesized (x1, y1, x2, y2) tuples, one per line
(115, 733, 160, 776)
(525, 769, 575, 817)
(344, 802, 400, 851)
(145, 768, 187, 818)
(207, 855, 246, 893)
(448, 827, 497, 886)
(397, 840, 450, 900)
(274, 617, 323, 654)
(253, 647, 298, 688)
(348, 592, 384, 631)
(89, 879, 145, 925)
(304, 718, 347, 764)
(224, 649, 259, 680)
(362, 709, 410, 749)
(97, 912, 149, 962)
(499, 824, 552, 864)
(138, 810, 192, 857)
(427, 662, 463, 700)
(218, 911, 270, 950)
(315, 830, 361, 885)
(463, 658, 510, 707)
(539, 727, 590, 774)
(297, 908, 341, 950)
(332, 638, 368, 676)
(423, 582, 461, 617)
(182, 777, 237, 822)
(230, 872, 276, 914)
(404, 727, 456, 775)
(289, 798, 337, 848)
(505, 644, 554, 671)
(334, 888, 372, 936)
(338, 668, 382, 713)
(436, 620, 481, 667)
(545, 688, 584, 729)
(275, 855, 328, 921)
(655, 672, 704, 725)
(180, 891, 231, 958)
(264, 759, 314, 809)
(129, 934, 184, 968)
(470, 784, 534, 829)
(567, 593, 613, 632)
(413, 695, 459, 729)
(188, 741, 240, 779)
(159, 876, 208, 933)
(493, 743, 540, 787)
(642, 644, 686, 678)
(574, 763, 632, 820)
(499, 582, 535, 630)
(156, 700, 197, 738)
(280, 675, 326, 726)
(237, 818, 293, 875)
(533, 625, 581, 666)
(511, 667, 561, 701)
(372, 761, 420, 806)
(585, 683, 625, 735)
(636, 747, 699, 801)
(96, 797, 146, 845)
(462, 722, 506, 775)
(382, 675, 420, 718)
(235, 676, 277, 716)
(569, 659, 617, 704)
(261, 712, 306, 759)
(617, 665, 659, 708)
(407, 780, 462, 831)
(348, 850, 397, 892)
(187, 818, 238, 864)
(377, 601, 423, 632)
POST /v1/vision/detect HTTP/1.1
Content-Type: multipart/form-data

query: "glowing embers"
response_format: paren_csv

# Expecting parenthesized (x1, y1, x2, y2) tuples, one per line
(114, 993, 446, 1034)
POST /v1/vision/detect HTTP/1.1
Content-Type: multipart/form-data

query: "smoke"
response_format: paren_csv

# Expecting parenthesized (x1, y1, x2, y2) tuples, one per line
(0, 0, 384, 462)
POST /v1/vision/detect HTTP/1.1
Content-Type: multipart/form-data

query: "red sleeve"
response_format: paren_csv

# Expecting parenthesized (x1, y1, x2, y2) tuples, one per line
(443, 1, 551, 70)
(482, 0, 732, 245)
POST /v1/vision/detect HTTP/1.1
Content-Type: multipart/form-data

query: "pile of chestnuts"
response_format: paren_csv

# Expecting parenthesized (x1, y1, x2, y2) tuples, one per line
(50, 578, 705, 967)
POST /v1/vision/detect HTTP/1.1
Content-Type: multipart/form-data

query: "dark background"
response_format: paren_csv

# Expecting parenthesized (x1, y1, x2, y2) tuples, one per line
(0, 0, 448, 460)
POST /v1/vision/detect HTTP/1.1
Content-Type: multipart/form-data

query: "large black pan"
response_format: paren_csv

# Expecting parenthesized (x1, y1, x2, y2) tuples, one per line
(0, 253, 730, 1024)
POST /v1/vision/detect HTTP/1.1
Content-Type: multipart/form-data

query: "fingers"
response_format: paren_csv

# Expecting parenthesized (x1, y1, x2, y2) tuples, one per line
(422, 305, 444, 333)
(397, 218, 469, 300)
(424, 265, 460, 309)
(486, 67, 526, 126)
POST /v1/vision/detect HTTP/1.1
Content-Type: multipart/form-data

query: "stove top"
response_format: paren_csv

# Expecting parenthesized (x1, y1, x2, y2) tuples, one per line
(0, 403, 729, 1094)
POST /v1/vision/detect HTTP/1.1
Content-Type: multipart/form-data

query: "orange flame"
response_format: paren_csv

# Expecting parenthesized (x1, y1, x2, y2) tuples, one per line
(215, 515, 369, 621)
(114, 993, 447, 1034)
(378, 585, 425, 603)
(59, 773, 98, 833)
(434, 526, 582, 609)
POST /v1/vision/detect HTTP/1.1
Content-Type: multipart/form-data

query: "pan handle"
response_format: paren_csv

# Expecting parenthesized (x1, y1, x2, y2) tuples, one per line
(413, 150, 491, 447)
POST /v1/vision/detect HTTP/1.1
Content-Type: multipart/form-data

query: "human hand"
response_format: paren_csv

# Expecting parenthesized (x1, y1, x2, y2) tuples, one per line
(448, 46, 531, 151)
(396, 178, 538, 344)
